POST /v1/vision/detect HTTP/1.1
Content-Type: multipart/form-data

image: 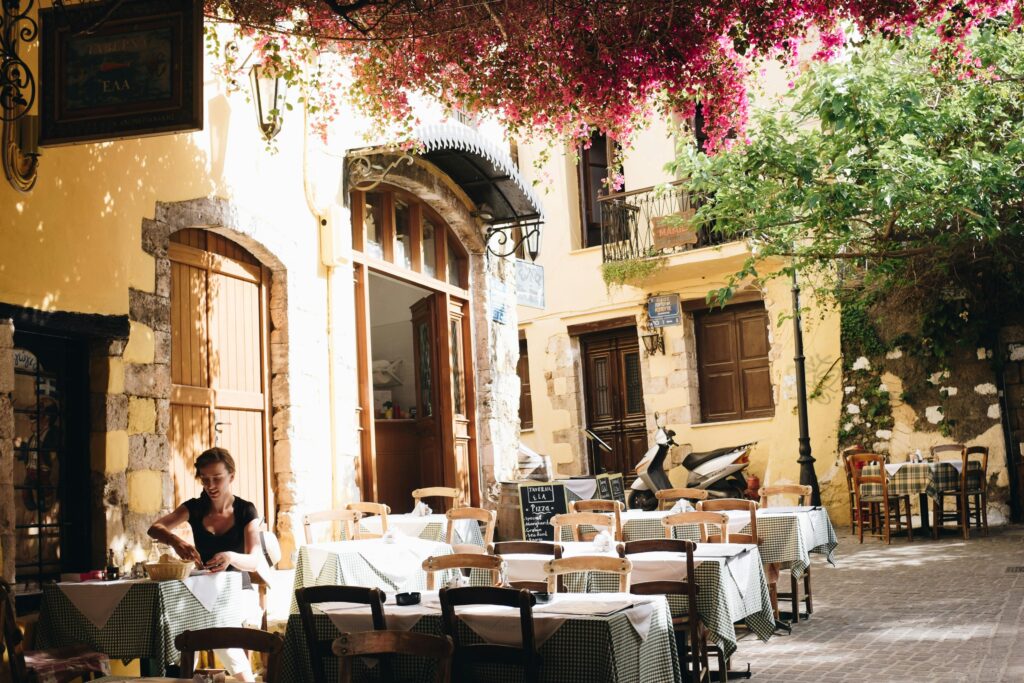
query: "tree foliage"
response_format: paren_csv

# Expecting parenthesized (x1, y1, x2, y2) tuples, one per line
(672, 20, 1024, 354)
(206, 1, 1021, 149)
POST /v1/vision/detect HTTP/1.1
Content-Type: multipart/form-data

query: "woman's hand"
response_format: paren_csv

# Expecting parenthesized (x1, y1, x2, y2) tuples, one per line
(173, 538, 203, 568)
(205, 551, 235, 573)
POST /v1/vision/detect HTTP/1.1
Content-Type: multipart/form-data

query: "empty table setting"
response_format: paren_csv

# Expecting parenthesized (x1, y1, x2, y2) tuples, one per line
(278, 589, 681, 682)
(35, 572, 245, 675)
(358, 512, 484, 546)
(502, 539, 775, 659)
(290, 536, 454, 612)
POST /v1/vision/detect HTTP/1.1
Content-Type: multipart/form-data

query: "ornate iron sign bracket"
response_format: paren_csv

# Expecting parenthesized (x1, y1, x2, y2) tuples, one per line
(1, 0, 39, 191)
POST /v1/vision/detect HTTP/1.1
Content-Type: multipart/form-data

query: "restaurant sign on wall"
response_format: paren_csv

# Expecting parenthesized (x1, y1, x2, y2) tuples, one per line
(39, 0, 202, 146)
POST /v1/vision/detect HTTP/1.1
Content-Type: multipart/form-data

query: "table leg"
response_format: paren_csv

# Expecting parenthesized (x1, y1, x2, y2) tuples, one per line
(140, 658, 162, 676)
(919, 493, 930, 534)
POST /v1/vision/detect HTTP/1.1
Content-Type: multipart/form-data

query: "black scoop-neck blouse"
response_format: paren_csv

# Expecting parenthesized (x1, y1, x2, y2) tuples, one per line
(183, 493, 257, 566)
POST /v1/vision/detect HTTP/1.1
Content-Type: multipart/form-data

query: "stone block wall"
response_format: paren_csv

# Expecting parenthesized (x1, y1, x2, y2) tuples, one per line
(0, 321, 15, 581)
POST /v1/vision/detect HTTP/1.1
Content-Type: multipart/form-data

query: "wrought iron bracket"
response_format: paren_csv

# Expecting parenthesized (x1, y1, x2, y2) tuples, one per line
(346, 153, 416, 193)
(484, 218, 542, 260)
(1, 0, 38, 191)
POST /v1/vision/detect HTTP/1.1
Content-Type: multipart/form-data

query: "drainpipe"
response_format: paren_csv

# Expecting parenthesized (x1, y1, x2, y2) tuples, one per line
(300, 104, 341, 511)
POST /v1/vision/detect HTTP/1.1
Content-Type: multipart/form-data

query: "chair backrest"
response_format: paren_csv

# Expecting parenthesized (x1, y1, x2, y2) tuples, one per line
(303, 509, 362, 544)
(841, 446, 871, 490)
(758, 484, 812, 507)
(847, 452, 888, 502)
(654, 487, 709, 510)
(550, 511, 615, 542)
(440, 586, 539, 676)
(570, 500, 624, 540)
(333, 631, 454, 683)
(0, 581, 28, 683)
(697, 498, 758, 544)
(446, 507, 496, 549)
(294, 586, 387, 683)
(175, 628, 284, 682)
(413, 486, 462, 510)
(661, 511, 731, 542)
(422, 553, 504, 589)
(345, 502, 390, 537)
(543, 556, 632, 593)
(966, 445, 989, 477)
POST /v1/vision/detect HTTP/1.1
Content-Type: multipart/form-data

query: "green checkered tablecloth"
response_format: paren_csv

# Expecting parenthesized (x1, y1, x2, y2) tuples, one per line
(290, 538, 455, 613)
(572, 546, 774, 660)
(35, 574, 245, 672)
(598, 508, 838, 579)
(278, 596, 681, 683)
(861, 461, 983, 500)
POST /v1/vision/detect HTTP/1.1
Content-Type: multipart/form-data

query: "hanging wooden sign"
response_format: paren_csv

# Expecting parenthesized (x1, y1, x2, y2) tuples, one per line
(651, 208, 698, 250)
(39, 0, 203, 146)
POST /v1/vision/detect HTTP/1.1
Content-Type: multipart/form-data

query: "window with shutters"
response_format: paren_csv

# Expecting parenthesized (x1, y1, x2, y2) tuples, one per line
(517, 338, 534, 430)
(694, 301, 775, 423)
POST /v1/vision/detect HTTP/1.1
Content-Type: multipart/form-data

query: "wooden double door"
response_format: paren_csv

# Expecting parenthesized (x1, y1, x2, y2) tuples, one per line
(581, 328, 648, 477)
(168, 230, 272, 520)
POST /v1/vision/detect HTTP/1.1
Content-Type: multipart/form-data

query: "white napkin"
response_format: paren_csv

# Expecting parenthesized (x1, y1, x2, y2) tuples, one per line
(411, 501, 433, 517)
(560, 478, 599, 501)
(182, 573, 222, 612)
(592, 530, 613, 553)
(940, 459, 965, 473)
(621, 598, 658, 640)
(669, 499, 695, 513)
(884, 463, 908, 476)
(382, 529, 399, 544)
(58, 580, 140, 629)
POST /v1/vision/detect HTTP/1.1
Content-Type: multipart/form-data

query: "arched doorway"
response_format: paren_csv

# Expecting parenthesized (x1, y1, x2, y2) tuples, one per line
(167, 229, 274, 519)
(351, 187, 477, 512)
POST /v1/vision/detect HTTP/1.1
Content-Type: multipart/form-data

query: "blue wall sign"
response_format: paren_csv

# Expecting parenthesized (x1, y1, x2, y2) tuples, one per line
(647, 294, 682, 328)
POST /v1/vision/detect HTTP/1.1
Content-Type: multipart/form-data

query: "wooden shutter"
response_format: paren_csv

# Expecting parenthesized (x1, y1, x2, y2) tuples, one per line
(696, 302, 774, 423)
(517, 338, 534, 429)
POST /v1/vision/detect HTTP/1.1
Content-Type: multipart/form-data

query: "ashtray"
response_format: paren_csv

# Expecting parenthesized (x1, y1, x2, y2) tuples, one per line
(395, 592, 421, 606)
(531, 591, 552, 604)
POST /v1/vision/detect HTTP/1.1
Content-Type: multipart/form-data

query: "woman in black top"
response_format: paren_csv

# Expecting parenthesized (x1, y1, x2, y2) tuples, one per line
(148, 447, 261, 573)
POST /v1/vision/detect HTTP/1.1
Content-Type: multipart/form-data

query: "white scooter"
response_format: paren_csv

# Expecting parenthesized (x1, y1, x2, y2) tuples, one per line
(627, 415, 754, 511)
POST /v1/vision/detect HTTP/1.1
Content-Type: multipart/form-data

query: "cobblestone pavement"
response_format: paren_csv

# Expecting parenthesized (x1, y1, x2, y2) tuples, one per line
(734, 525, 1024, 682)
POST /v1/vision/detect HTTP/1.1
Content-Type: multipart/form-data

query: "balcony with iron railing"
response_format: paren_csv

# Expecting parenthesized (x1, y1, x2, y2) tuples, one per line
(598, 182, 738, 262)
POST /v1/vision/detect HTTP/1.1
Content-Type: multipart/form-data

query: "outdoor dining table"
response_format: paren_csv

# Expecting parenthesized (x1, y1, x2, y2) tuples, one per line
(278, 590, 682, 682)
(612, 506, 838, 579)
(290, 536, 454, 612)
(359, 512, 485, 545)
(503, 539, 774, 659)
(861, 460, 983, 532)
(35, 572, 245, 675)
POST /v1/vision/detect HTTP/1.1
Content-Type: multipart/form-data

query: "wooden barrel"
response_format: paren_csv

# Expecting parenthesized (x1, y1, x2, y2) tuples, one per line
(495, 482, 524, 541)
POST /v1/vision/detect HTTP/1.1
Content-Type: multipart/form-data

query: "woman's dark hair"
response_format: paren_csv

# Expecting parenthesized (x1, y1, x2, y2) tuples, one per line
(194, 447, 236, 479)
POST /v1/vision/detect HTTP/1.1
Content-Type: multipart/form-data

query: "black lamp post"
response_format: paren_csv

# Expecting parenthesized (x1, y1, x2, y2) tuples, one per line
(792, 267, 821, 505)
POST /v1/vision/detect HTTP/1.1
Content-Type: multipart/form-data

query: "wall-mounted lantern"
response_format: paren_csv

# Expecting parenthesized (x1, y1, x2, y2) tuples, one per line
(641, 327, 665, 356)
(249, 62, 286, 140)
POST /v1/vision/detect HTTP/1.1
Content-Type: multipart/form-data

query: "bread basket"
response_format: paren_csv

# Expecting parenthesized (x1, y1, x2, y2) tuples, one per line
(146, 554, 193, 581)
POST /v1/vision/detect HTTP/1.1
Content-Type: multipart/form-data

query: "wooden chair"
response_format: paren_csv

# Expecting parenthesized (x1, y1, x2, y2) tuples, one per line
(758, 484, 812, 507)
(696, 499, 758, 544)
(543, 556, 632, 593)
(620, 540, 713, 683)
(333, 631, 454, 683)
(661, 511, 731, 542)
(423, 553, 504, 589)
(492, 541, 563, 591)
(346, 502, 391, 539)
(849, 452, 913, 544)
(550, 511, 616, 542)
(841, 447, 872, 534)
(412, 486, 462, 511)
(295, 586, 387, 683)
(931, 445, 989, 540)
(1, 580, 111, 683)
(570, 499, 625, 541)
(929, 443, 966, 463)
(303, 509, 363, 544)
(440, 586, 541, 683)
(655, 487, 709, 511)
(175, 627, 284, 682)
(758, 486, 814, 622)
(446, 507, 496, 554)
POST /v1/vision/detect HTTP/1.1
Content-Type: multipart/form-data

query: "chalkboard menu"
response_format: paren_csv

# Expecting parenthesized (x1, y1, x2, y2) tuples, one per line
(609, 473, 627, 507)
(595, 474, 613, 500)
(518, 481, 569, 541)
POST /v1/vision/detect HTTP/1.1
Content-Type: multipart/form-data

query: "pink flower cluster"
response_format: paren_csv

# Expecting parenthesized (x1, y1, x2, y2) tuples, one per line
(207, 0, 1020, 152)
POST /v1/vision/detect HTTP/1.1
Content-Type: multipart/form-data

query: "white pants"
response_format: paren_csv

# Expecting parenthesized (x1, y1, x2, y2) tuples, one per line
(214, 587, 263, 680)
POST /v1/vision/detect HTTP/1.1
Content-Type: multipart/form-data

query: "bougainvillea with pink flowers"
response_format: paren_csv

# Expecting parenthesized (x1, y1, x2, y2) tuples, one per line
(205, 1, 1022, 150)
